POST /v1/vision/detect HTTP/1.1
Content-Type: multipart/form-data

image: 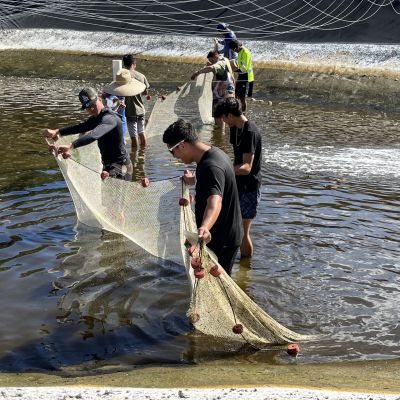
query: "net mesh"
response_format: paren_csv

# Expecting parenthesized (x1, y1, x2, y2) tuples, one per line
(51, 74, 311, 347)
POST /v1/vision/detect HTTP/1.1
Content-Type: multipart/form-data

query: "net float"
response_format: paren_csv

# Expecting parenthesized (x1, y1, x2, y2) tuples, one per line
(210, 264, 222, 277)
(160, 95, 166, 101)
(232, 324, 243, 334)
(146, 95, 151, 101)
(179, 197, 189, 206)
(176, 86, 181, 92)
(194, 267, 205, 279)
(100, 171, 109, 180)
(287, 343, 300, 356)
(191, 257, 201, 268)
(141, 177, 150, 187)
(188, 313, 200, 323)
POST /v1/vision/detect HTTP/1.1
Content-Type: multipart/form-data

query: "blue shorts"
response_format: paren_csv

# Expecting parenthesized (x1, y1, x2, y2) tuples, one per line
(239, 189, 261, 219)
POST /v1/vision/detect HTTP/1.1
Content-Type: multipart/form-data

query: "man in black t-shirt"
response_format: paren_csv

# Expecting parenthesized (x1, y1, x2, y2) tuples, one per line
(43, 87, 133, 180)
(163, 119, 243, 275)
(214, 98, 262, 258)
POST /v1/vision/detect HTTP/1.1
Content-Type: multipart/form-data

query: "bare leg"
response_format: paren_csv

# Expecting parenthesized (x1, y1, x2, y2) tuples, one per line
(214, 117, 225, 130)
(238, 95, 247, 112)
(240, 218, 253, 258)
(138, 132, 147, 146)
(127, 118, 140, 150)
(130, 135, 139, 149)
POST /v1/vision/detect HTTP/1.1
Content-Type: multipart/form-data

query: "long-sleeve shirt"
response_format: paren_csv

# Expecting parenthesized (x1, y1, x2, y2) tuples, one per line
(59, 108, 130, 167)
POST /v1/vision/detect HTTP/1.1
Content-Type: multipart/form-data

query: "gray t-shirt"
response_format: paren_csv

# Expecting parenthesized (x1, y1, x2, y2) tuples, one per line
(125, 70, 150, 117)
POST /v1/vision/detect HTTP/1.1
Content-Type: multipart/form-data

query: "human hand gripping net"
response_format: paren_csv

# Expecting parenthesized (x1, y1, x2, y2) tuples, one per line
(179, 182, 314, 349)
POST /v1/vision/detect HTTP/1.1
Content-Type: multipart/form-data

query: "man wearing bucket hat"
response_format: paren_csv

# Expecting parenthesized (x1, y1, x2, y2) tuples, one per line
(214, 22, 237, 61)
(43, 70, 145, 180)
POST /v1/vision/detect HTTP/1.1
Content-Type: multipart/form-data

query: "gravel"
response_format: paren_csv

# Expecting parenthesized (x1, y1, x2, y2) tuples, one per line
(0, 387, 398, 400)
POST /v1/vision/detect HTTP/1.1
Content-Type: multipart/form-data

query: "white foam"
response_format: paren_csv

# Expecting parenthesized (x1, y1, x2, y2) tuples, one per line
(265, 145, 400, 178)
(1, 29, 400, 72)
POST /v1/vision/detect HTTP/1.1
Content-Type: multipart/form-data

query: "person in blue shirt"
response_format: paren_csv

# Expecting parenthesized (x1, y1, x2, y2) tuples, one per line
(102, 93, 127, 137)
(214, 23, 237, 60)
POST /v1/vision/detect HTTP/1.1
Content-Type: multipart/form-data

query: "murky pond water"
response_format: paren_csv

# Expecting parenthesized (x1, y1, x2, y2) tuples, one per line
(0, 69, 399, 373)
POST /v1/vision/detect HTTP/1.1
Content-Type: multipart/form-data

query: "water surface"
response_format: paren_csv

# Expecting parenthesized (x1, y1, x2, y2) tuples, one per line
(0, 72, 399, 372)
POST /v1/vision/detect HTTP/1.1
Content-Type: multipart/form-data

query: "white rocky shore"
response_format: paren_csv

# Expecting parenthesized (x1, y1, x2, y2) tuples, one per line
(0, 387, 399, 400)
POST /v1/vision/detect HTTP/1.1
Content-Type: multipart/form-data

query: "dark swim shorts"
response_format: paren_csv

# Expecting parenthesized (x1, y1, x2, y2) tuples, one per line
(239, 188, 261, 219)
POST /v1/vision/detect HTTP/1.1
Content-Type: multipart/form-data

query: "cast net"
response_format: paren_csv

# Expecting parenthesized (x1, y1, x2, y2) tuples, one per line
(50, 74, 311, 347)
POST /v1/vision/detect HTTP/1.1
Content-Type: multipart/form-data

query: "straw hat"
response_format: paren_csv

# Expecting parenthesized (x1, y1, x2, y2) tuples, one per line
(103, 68, 146, 96)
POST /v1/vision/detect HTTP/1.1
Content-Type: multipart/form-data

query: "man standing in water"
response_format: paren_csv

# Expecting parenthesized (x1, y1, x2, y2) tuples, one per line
(191, 50, 235, 129)
(163, 119, 243, 275)
(122, 54, 150, 148)
(214, 97, 262, 258)
(229, 39, 254, 112)
(43, 86, 133, 180)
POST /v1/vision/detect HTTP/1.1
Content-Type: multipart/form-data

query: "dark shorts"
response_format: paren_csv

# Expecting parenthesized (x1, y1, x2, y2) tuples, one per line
(104, 161, 133, 182)
(239, 188, 261, 219)
(209, 243, 240, 276)
(235, 79, 248, 98)
(247, 81, 254, 98)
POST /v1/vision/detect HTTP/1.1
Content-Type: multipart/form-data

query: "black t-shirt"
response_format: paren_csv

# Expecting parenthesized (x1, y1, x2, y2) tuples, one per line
(59, 108, 130, 167)
(195, 147, 243, 251)
(229, 120, 262, 192)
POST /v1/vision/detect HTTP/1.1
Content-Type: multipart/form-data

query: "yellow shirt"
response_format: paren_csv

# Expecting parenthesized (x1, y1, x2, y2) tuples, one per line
(237, 46, 254, 82)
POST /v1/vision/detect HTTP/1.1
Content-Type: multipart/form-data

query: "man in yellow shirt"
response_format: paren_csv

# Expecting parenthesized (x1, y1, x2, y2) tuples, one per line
(229, 40, 254, 112)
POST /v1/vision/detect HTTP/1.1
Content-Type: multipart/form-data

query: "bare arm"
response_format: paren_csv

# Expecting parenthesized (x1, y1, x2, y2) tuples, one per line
(198, 194, 222, 243)
(234, 152, 254, 176)
(191, 66, 214, 80)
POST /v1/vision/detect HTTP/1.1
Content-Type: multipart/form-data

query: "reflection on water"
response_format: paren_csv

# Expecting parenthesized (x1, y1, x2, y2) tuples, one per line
(0, 75, 399, 372)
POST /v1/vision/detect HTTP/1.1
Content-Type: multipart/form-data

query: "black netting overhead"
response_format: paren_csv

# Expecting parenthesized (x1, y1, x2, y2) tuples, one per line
(1, 0, 400, 43)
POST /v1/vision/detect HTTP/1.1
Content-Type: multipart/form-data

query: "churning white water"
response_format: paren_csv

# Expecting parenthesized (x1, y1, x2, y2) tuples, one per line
(265, 145, 400, 179)
(1, 28, 400, 72)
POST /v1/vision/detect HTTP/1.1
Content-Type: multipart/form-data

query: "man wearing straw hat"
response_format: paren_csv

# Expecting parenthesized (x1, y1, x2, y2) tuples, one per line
(43, 69, 145, 181)
(122, 54, 150, 148)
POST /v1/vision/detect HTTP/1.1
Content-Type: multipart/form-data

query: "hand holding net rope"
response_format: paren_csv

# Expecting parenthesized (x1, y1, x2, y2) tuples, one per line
(179, 183, 313, 348)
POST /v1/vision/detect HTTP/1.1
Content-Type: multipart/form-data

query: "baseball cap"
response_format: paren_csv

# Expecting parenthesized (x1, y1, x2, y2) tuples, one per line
(217, 23, 228, 30)
(78, 87, 98, 109)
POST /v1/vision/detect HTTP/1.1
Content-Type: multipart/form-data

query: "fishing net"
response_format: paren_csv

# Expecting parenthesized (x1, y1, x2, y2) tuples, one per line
(50, 74, 311, 347)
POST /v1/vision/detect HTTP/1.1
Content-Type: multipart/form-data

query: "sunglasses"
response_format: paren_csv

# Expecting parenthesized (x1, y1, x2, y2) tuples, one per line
(168, 140, 185, 154)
